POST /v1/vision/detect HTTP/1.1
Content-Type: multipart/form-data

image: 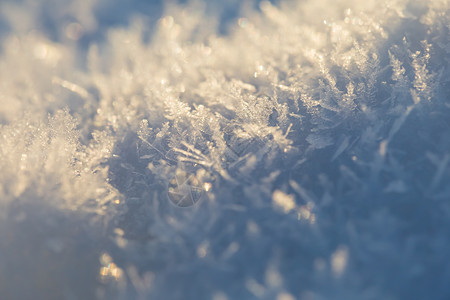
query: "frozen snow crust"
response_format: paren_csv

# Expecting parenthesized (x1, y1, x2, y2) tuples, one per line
(0, 0, 449, 299)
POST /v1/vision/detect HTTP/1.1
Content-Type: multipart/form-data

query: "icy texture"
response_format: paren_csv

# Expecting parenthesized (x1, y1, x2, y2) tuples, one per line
(0, 0, 450, 299)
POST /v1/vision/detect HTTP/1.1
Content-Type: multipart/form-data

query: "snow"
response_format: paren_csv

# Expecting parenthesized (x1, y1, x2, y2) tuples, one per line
(0, 0, 450, 299)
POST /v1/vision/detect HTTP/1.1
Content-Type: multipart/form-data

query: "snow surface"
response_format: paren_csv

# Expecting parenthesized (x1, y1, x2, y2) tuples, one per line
(0, 0, 450, 299)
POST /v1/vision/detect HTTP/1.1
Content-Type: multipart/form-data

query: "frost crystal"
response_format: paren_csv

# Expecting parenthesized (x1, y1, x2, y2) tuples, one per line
(0, 0, 450, 299)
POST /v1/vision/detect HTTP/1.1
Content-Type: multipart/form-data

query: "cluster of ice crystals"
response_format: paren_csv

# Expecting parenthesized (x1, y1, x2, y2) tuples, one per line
(0, 0, 450, 299)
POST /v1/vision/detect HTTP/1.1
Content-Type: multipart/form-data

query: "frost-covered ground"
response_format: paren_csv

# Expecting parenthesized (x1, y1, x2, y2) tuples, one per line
(0, 0, 450, 299)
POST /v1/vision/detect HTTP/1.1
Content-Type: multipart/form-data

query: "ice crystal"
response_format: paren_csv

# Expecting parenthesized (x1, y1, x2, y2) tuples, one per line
(0, 0, 450, 299)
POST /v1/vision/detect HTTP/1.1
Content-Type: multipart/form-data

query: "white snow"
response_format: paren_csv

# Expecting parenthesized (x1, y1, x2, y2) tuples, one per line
(0, 0, 449, 299)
